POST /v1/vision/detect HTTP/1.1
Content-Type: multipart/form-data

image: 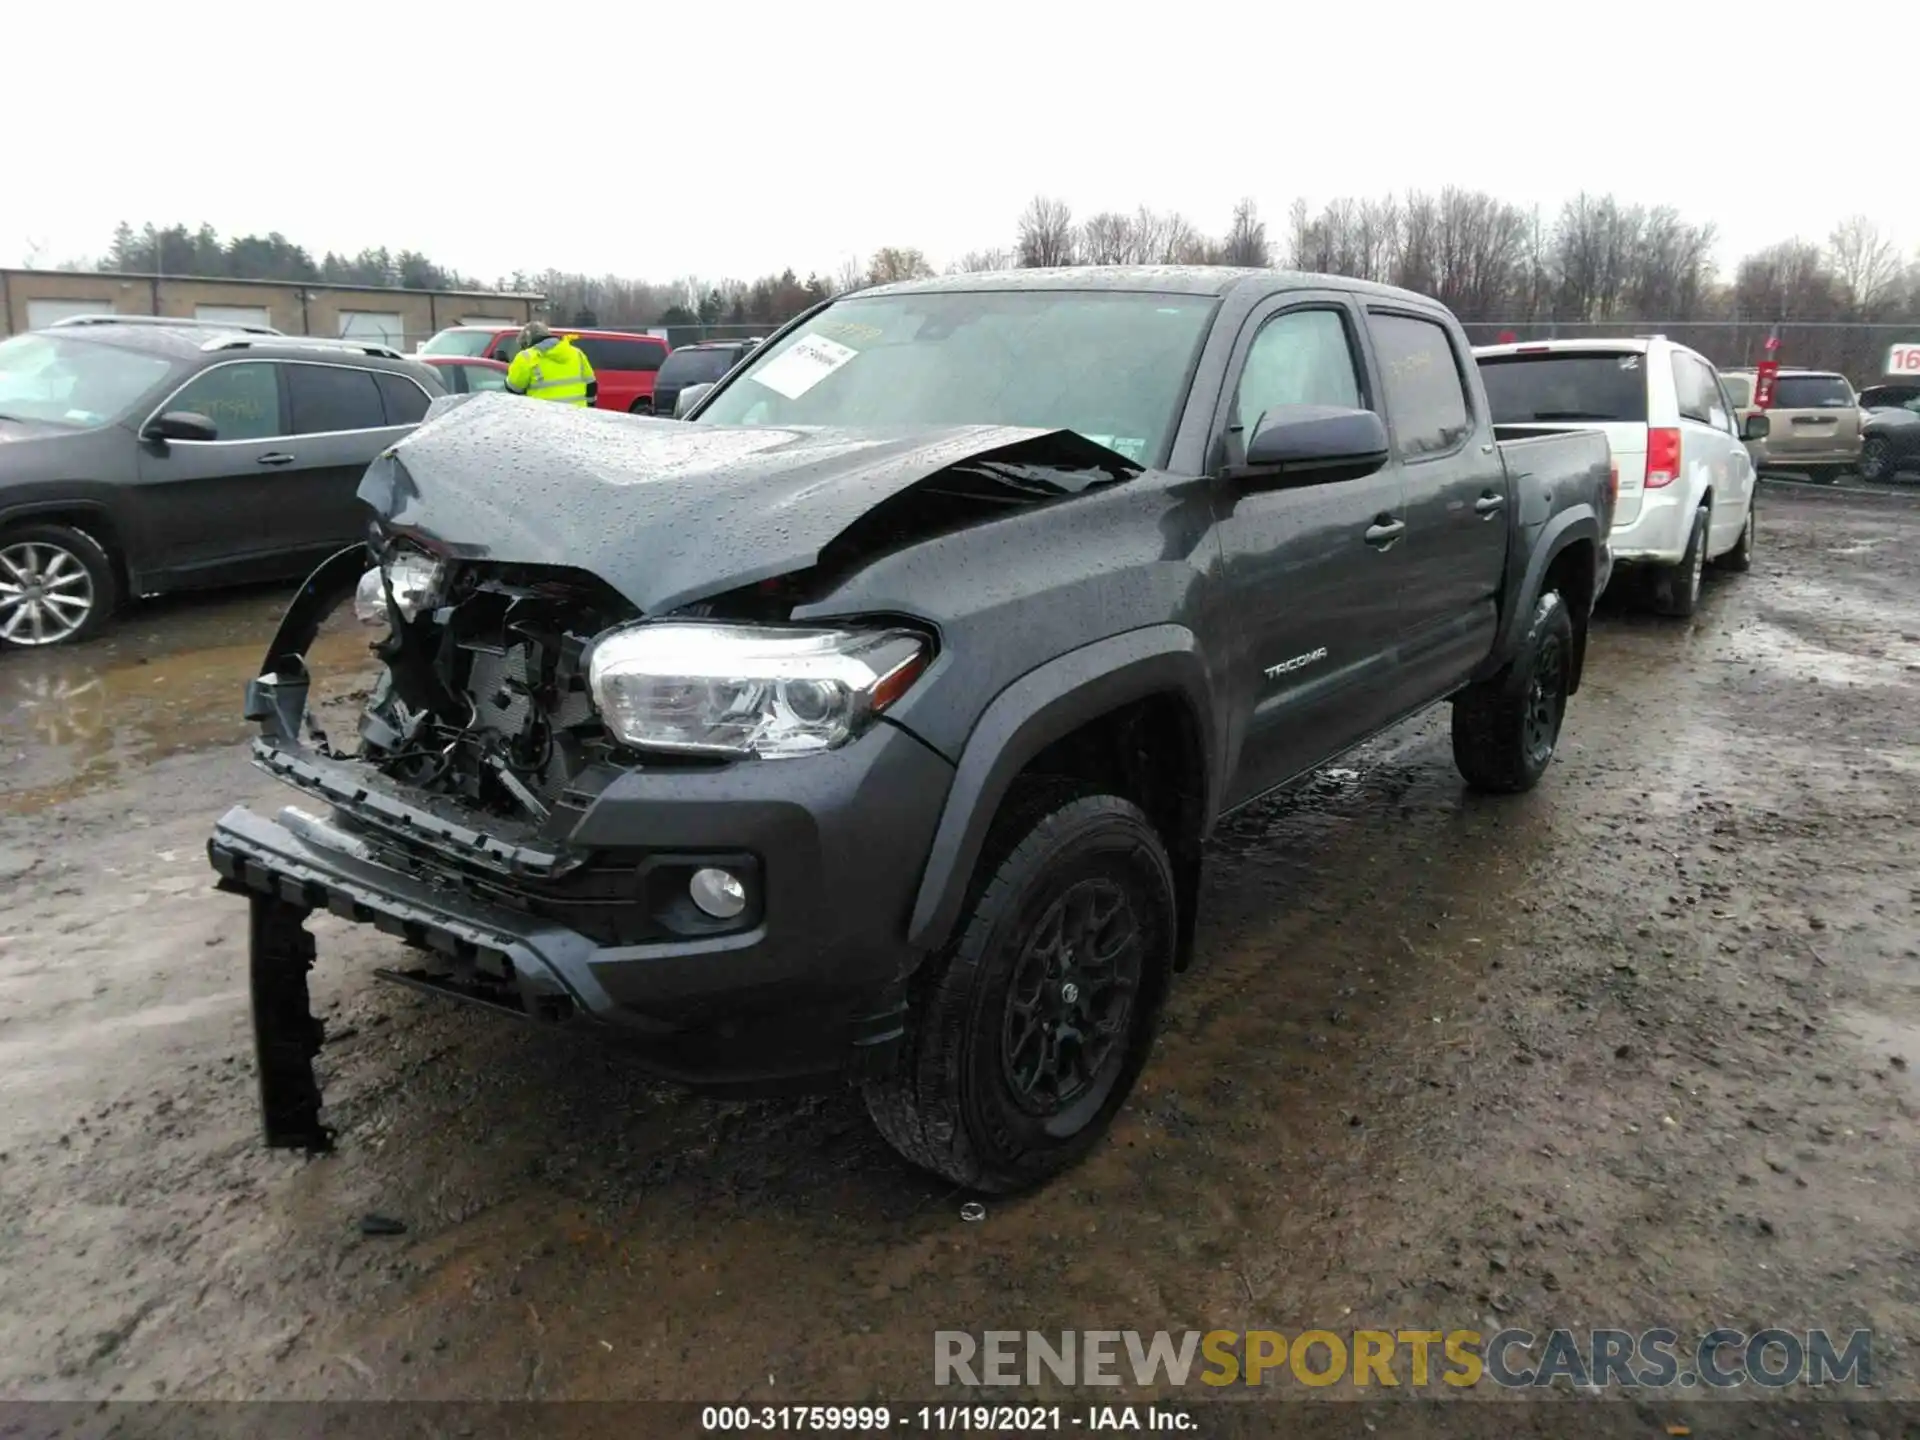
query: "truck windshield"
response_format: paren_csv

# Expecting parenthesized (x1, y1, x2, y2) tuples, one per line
(1477, 352, 1649, 424)
(0, 333, 177, 430)
(694, 290, 1216, 465)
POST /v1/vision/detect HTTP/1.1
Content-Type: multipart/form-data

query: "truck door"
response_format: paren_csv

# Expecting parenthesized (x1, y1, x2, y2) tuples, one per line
(1211, 296, 1410, 806)
(1365, 309, 1508, 699)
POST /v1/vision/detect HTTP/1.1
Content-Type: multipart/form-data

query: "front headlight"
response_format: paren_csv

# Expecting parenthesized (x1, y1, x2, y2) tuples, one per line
(383, 549, 448, 623)
(587, 622, 930, 759)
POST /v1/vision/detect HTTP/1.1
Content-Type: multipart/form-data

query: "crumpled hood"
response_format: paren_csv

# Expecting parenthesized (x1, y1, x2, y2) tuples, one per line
(357, 391, 1135, 615)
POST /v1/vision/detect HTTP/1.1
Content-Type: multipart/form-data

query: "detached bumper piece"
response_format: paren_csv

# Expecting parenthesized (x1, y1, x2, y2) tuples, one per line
(247, 892, 332, 1153)
(210, 803, 591, 1149)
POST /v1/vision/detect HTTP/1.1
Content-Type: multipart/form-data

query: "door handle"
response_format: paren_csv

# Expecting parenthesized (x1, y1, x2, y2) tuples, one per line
(1474, 492, 1506, 516)
(256, 452, 297, 466)
(1364, 517, 1405, 549)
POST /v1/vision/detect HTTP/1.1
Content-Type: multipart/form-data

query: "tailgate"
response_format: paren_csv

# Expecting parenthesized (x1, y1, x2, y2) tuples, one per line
(1768, 407, 1855, 456)
(1495, 421, 1646, 527)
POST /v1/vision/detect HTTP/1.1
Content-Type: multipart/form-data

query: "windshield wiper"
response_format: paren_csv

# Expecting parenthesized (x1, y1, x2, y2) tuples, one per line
(1523, 410, 1624, 422)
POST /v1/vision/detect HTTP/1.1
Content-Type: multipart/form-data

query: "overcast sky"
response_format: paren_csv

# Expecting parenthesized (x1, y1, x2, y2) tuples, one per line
(15, 1, 1912, 287)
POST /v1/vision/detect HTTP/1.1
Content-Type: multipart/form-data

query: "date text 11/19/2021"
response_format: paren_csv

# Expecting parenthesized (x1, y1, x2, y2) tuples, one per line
(700, 1405, 1194, 1431)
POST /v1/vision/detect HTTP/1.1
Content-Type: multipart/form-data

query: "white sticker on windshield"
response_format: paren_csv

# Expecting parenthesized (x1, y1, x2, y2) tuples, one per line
(1618, 356, 1640, 371)
(751, 334, 859, 400)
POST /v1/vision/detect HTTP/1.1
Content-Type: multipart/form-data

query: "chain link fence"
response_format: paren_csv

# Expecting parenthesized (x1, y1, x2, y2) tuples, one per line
(1459, 320, 1917, 382)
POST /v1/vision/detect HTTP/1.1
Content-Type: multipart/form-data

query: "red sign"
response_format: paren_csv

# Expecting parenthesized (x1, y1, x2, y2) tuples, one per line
(1754, 359, 1780, 409)
(1497, 330, 1517, 344)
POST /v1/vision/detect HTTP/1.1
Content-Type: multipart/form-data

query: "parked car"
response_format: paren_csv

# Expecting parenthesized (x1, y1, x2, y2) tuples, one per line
(1720, 366, 1862, 482)
(1857, 385, 1920, 482)
(1858, 382, 1920, 413)
(419, 355, 511, 395)
(209, 268, 1615, 1190)
(1476, 337, 1764, 616)
(0, 323, 445, 647)
(650, 339, 762, 417)
(417, 324, 669, 413)
(50, 314, 285, 337)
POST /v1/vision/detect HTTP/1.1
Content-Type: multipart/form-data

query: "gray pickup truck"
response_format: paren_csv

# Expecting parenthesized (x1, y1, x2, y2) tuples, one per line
(208, 268, 1613, 1193)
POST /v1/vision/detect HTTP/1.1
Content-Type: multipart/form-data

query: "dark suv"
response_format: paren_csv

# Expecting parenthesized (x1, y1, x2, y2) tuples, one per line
(0, 322, 446, 647)
(650, 339, 760, 416)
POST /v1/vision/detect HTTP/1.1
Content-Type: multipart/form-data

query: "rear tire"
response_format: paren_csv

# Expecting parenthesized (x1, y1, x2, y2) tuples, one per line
(1451, 590, 1574, 794)
(1859, 437, 1894, 483)
(864, 787, 1174, 1194)
(628, 398, 652, 415)
(1651, 505, 1709, 617)
(1716, 497, 1754, 573)
(0, 522, 118, 648)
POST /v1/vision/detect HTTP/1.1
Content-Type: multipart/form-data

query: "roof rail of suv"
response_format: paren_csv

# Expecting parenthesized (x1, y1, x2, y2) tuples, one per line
(198, 334, 405, 359)
(51, 314, 284, 335)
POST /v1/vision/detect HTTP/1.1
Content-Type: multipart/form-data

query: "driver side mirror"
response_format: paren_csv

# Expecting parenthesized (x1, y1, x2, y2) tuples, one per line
(1241, 405, 1390, 484)
(673, 383, 714, 419)
(1741, 413, 1771, 441)
(142, 410, 219, 443)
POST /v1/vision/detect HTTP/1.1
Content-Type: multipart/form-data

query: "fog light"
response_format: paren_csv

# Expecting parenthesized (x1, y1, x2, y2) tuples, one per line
(689, 867, 747, 920)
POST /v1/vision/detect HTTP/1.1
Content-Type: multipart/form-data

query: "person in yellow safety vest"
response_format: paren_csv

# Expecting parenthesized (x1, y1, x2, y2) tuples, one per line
(503, 321, 597, 407)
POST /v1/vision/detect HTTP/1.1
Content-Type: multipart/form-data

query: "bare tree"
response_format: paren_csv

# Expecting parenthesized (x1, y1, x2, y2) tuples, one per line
(1220, 199, 1270, 268)
(865, 247, 934, 287)
(1079, 212, 1136, 265)
(949, 247, 1012, 273)
(1828, 216, 1903, 318)
(1735, 240, 1841, 323)
(1016, 195, 1078, 268)
(833, 255, 867, 296)
(1354, 196, 1401, 282)
(1394, 190, 1439, 297)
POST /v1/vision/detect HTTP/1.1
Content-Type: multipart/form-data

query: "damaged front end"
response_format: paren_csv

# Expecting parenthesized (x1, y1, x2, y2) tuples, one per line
(213, 537, 663, 1146)
(208, 401, 1141, 1152)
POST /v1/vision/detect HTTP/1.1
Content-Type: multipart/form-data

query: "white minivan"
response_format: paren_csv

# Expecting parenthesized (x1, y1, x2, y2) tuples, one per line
(1474, 337, 1768, 617)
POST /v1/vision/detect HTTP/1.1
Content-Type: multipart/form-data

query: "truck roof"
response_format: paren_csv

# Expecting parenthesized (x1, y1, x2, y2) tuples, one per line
(858, 265, 1437, 306)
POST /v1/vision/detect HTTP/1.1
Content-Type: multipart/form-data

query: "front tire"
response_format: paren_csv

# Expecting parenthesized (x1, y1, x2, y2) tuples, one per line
(0, 523, 118, 648)
(1451, 589, 1574, 794)
(1859, 437, 1894, 483)
(865, 788, 1174, 1194)
(1651, 504, 1710, 617)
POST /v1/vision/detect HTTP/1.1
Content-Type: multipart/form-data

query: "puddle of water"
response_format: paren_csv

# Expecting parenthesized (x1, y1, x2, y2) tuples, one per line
(1732, 618, 1920, 689)
(0, 584, 380, 814)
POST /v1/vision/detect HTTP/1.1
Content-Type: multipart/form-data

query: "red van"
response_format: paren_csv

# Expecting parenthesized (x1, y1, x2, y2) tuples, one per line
(418, 325, 670, 412)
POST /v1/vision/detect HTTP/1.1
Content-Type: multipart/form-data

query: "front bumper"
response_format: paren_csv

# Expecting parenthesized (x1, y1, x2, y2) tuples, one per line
(209, 722, 956, 1148)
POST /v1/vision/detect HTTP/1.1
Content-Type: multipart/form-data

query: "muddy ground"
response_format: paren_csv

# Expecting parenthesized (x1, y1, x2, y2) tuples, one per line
(1, 480, 1916, 1421)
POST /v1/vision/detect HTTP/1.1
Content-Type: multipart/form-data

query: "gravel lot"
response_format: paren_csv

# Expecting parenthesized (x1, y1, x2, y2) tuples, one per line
(1, 480, 1915, 1418)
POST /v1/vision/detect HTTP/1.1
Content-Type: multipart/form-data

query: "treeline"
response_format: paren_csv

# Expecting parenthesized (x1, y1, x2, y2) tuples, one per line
(69, 198, 1920, 374)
